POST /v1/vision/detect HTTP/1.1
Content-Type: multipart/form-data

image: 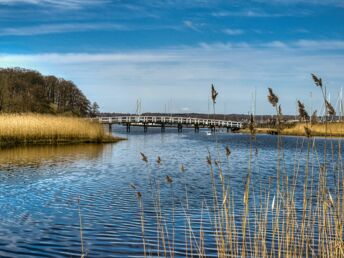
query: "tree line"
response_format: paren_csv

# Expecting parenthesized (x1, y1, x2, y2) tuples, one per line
(0, 68, 99, 116)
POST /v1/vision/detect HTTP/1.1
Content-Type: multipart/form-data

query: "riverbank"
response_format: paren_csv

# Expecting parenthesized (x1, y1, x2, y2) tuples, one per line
(0, 114, 123, 148)
(239, 122, 344, 137)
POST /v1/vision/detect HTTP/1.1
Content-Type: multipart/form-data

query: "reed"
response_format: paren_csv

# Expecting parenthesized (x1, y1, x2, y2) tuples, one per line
(283, 122, 344, 137)
(132, 76, 344, 257)
(77, 196, 85, 258)
(0, 113, 121, 147)
(240, 122, 344, 137)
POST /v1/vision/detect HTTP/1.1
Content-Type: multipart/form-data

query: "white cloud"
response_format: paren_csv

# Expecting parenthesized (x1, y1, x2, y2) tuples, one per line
(0, 53, 175, 64)
(183, 20, 202, 32)
(1, 40, 344, 114)
(212, 10, 286, 17)
(293, 40, 344, 49)
(223, 28, 244, 36)
(263, 41, 288, 48)
(253, 0, 344, 7)
(0, 0, 107, 8)
(0, 23, 126, 36)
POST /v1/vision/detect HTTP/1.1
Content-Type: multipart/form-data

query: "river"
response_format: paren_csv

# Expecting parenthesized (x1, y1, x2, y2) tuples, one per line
(0, 125, 342, 257)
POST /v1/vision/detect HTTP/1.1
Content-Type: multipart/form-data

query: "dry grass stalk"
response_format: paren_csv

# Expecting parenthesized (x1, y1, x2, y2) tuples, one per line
(133, 74, 344, 258)
(77, 197, 85, 258)
(206, 154, 212, 166)
(304, 126, 312, 137)
(225, 145, 231, 157)
(311, 110, 318, 124)
(249, 114, 256, 136)
(277, 104, 284, 132)
(136, 191, 146, 257)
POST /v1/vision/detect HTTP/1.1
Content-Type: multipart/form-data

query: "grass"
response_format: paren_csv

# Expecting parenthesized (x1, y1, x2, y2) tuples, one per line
(283, 122, 344, 137)
(0, 113, 122, 147)
(239, 127, 278, 135)
(240, 122, 344, 137)
(131, 75, 344, 257)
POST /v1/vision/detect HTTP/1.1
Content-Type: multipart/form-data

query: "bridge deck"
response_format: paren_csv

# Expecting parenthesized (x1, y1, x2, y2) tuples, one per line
(94, 116, 243, 128)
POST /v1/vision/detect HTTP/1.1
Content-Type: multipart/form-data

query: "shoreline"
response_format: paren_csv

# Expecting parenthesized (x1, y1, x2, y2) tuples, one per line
(0, 137, 125, 149)
(239, 124, 344, 138)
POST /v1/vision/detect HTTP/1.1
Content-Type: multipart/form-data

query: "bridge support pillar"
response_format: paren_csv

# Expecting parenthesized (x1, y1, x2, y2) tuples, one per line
(210, 126, 215, 132)
(126, 123, 131, 133)
(161, 123, 165, 133)
(177, 123, 183, 133)
(143, 124, 148, 133)
(227, 127, 230, 133)
(108, 123, 112, 133)
(194, 124, 199, 133)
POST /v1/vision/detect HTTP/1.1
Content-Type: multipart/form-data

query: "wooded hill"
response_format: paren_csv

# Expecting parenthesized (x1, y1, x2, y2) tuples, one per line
(0, 68, 97, 116)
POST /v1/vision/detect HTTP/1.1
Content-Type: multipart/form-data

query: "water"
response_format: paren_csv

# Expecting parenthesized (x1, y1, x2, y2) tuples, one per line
(0, 125, 343, 257)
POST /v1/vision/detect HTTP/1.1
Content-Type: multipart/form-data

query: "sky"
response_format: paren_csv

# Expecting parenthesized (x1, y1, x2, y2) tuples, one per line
(0, 0, 344, 115)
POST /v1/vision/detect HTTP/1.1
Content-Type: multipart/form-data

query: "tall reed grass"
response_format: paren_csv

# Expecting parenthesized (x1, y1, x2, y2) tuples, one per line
(0, 113, 120, 147)
(133, 74, 344, 257)
(283, 122, 344, 137)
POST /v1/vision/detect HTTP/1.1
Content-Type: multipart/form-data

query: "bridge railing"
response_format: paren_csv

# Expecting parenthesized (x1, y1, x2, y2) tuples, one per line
(94, 116, 243, 128)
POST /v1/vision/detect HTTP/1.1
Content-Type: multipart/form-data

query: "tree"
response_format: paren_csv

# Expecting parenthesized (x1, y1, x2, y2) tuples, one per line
(0, 68, 92, 116)
(90, 102, 100, 117)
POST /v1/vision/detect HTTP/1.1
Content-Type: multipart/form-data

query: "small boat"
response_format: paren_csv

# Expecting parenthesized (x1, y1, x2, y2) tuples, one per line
(206, 131, 212, 136)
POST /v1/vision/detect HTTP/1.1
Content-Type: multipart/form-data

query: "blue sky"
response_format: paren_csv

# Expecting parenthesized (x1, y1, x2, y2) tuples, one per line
(0, 0, 344, 114)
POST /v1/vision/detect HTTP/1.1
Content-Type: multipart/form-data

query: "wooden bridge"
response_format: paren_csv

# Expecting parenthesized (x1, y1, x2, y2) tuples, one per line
(94, 115, 243, 133)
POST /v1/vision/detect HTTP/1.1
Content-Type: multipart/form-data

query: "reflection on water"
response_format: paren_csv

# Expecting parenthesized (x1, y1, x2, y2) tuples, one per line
(0, 144, 108, 169)
(0, 127, 342, 257)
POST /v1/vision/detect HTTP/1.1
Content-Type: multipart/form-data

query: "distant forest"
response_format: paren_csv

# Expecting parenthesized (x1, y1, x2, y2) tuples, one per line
(0, 68, 98, 116)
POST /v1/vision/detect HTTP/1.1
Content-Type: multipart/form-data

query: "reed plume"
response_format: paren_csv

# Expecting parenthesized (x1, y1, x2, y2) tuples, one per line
(267, 88, 279, 107)
(166, 175, 173, 184)
(297, 100, 310, 121)
(225, 145, 231, 158)
(136, 191, 142, 199)
(311, 73, 323, 88)
(140, 152, 148, 163)
(211, 84, 218, 104)
(325, 100, 336, 116)
(156, 156, 161, 165)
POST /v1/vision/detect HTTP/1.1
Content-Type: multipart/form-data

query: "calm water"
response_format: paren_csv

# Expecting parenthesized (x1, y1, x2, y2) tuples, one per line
(0, 126, 342, 257)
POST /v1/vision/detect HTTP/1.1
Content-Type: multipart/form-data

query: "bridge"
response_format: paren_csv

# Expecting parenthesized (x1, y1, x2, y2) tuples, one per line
(94, 115, 244, 133)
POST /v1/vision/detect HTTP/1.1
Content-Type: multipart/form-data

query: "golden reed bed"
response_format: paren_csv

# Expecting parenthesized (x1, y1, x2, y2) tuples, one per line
(283, 122, 344, 137)
(240, 122, 344, 137)
(0, 114, 121, 147)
